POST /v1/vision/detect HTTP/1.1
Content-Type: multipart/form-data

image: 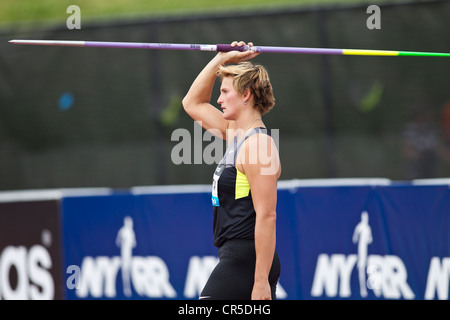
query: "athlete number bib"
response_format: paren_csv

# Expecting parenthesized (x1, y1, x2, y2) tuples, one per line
(211, 164, 224, 206)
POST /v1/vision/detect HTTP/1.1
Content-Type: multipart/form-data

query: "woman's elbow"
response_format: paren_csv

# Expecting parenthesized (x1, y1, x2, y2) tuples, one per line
(182, 95, 191, 112)
(257, 210, 277, 224)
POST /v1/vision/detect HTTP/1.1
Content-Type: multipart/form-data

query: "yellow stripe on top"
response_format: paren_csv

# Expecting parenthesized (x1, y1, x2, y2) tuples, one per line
(343, 49, 399, 56)
(235, 168, 250, 199)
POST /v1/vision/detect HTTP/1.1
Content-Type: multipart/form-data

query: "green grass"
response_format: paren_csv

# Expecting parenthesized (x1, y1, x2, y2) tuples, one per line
(0, 0, 411, 26)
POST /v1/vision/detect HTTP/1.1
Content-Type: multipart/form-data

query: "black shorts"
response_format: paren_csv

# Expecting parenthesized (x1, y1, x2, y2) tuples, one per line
(199, 239, 281, 300)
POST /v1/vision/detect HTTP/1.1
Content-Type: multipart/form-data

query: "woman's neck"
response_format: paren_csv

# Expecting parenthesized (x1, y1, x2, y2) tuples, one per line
(233, 115, 264, 141)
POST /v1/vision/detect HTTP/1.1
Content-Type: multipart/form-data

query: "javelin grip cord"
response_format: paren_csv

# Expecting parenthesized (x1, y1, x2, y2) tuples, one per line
(216, 44, 250, 52)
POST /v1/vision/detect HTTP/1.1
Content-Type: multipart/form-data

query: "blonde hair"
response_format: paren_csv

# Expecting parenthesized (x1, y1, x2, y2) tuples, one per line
(217, 62, 275, 115)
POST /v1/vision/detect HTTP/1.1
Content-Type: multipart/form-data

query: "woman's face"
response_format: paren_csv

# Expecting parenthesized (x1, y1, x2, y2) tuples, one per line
(217, 76, 245, 120)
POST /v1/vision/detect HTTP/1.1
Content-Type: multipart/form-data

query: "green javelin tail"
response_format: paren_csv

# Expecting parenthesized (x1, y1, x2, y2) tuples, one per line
(398, 51, 450, 57)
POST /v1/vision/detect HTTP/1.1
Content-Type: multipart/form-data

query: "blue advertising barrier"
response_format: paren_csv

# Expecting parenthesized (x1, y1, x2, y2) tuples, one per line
(60, 180, 450, 300)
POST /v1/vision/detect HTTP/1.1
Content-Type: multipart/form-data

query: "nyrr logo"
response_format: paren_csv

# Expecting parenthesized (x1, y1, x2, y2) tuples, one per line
(67, 216, 177, 299)
(310, 211, 415, 299)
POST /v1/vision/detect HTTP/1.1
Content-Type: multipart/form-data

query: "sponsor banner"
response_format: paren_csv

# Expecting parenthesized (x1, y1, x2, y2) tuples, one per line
(60, 183, 450, 300)
(284, 185, 450, 300)
(61, 192, 219, 300)
(0, 200, 64, 300)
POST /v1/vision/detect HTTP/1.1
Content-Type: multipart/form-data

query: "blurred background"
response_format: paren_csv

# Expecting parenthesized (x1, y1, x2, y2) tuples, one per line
(1, 0, 449, 190)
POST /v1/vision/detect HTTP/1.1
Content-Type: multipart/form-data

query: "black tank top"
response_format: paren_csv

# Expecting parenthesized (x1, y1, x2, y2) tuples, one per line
(211, 127, 271, 247)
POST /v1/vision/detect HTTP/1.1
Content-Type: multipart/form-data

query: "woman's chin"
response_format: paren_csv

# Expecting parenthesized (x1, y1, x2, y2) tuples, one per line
(222, 113, 233, 121)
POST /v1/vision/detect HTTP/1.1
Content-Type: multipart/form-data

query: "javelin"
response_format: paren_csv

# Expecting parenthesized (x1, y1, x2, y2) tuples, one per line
(8, 39, 450, 57)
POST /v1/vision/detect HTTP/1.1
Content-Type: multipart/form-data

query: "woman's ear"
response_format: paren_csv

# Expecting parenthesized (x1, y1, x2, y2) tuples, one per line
(242, 88, 252, 104)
